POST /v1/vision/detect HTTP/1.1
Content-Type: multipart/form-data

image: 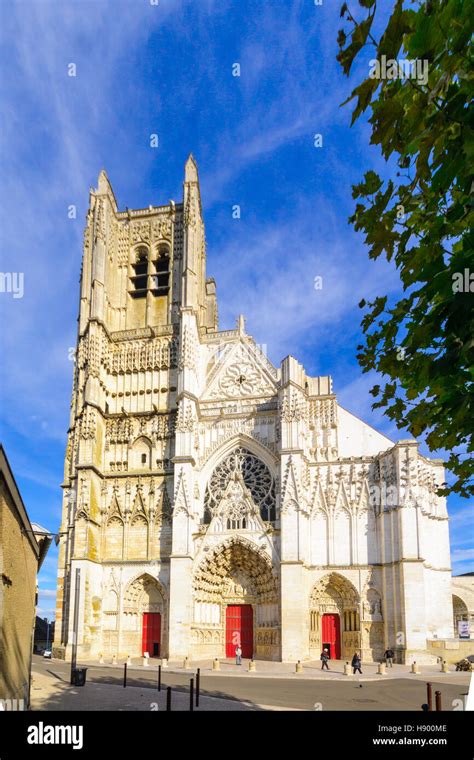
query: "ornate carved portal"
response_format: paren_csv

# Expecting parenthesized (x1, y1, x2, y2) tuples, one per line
(111, 573, 167, 657)
(192, 538, 280, 660)
(309, 574, 385, 662)
(309, 573, 361, 661)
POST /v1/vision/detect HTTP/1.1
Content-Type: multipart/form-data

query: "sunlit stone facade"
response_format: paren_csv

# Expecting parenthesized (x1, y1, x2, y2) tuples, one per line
(54, 156, 454, 664)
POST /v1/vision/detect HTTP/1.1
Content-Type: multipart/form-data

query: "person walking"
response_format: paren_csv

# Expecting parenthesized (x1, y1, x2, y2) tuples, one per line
(235, 645, 242, 666)
(351, 651, 362, 675)
(384, 647, 394, 668)
(320, 648, 330, 671)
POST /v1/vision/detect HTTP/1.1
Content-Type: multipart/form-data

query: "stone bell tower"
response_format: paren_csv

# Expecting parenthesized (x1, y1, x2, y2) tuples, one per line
(54, 155, 217, 660)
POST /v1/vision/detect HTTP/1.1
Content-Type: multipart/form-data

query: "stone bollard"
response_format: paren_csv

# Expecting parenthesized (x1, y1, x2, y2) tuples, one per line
(126, 655, 132, 666)
(111, 655, 117, 666)
(161, 658, 168, 668)
(98, 653, 104, 664)
(411, 661, 420, 674)
(212, 658, 220, 671)
(377, 662, 386, 675)
(143, 655, 149, 667)
(248, 659, 256, 672)
(295, 660, 303, 673)
(183, 656, 190, 670)
(344, 661, 352, 676)
(441, 660, 449, 673)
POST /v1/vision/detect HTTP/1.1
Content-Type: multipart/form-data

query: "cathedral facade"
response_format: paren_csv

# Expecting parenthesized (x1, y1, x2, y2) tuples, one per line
(54, 156, 454, 664)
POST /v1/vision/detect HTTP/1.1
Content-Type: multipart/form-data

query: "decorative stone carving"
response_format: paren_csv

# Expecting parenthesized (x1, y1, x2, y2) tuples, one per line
(281, 390, 307, 422)
(193, 536, 278, 604)
(130, 221, 151, 244)
(203, 447, 276, 523)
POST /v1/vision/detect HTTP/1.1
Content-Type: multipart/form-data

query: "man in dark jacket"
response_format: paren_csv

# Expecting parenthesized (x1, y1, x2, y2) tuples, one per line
(320, 648, 330, 670)
(351, 652, 362, 674)
(384, 648, 394, 667)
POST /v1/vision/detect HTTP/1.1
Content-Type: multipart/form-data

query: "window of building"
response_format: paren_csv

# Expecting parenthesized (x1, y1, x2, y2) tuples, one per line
(151, 245, 170, 297)
(203, 448, 276, 524)
(130, 246, 149, 299)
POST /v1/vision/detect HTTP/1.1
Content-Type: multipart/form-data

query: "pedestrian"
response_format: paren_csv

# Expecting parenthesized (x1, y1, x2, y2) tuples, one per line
(352, 651, 362, 675)
(320, 648, 330, 671)
(384, 647, 394, 668)
(235, 645, 242, 666)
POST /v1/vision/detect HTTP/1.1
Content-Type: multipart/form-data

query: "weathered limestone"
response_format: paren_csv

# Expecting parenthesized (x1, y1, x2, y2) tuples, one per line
(53, 156, 457, 668)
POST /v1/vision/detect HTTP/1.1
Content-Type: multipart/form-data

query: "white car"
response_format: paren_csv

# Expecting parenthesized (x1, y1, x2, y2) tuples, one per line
(43, 649, 52, 659)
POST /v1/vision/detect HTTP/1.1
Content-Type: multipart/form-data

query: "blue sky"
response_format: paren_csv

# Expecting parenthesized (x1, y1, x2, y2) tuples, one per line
(0, 0, 472, 620)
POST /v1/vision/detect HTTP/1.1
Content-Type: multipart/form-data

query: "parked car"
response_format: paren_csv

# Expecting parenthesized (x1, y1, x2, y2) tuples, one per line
(43, 649, 52, 659)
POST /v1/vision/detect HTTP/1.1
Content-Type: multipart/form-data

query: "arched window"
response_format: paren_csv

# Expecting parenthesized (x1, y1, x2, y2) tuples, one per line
(131, 437, 152, 470)
(150, 244, 170, 297)
(130, 246, 149, 298)
(203, 447, 276, 524)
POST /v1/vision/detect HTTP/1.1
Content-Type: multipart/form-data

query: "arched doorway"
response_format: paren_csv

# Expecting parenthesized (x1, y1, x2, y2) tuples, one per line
(192, 537, 279, 660)
(122, 574, 166, 657)
(453, 594, 470, 637)
(309, 573, 360, 660)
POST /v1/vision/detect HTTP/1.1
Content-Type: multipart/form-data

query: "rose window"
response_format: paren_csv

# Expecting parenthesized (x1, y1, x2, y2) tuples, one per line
(203, 447, 276, 524)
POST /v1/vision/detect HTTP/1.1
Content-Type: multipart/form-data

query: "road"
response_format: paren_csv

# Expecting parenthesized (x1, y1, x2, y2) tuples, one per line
(32, 656, 469, 711)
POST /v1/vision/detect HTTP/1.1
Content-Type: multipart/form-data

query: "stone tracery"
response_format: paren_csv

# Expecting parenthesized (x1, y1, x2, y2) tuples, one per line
(203, 447, 276, 523)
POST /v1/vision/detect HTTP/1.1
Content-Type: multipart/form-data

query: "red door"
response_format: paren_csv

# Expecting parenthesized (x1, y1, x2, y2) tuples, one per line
(225, 605, 253, 658)
(142, 612, 161, 657)
(321, 613, 341, 659)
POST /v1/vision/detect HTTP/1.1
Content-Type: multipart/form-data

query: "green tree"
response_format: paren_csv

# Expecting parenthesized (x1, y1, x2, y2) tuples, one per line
(337, 0, 473, 497)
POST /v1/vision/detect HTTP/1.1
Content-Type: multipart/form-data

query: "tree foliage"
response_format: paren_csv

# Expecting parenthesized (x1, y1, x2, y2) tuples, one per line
(337, 0, 474, 497)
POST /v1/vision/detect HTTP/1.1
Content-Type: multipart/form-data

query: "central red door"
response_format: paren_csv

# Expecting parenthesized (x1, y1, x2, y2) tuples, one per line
(321, 613, 341, 659)
(225, 605, 253, 658)
(142, 612, 161, 657)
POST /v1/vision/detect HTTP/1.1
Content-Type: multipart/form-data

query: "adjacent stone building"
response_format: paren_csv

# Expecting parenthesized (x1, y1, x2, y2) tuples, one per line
(0, 446, 51, 706)
(54, 156, 455, 665)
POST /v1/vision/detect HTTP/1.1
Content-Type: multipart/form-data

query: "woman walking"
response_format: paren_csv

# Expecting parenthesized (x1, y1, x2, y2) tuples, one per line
(351, 651, 362, 675)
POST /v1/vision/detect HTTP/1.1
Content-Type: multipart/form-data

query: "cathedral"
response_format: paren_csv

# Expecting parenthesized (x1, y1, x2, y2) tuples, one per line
(54, 156, 455, 665)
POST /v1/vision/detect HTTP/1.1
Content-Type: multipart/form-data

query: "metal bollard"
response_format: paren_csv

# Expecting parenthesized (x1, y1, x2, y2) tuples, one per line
(166, 686, 172, 711)
(123, 662, 127, 688)
(158, 664, 161, 692)
(190, 678, 194, 712)
(427, 682, 432, 711)
(435, 690, 442, 712)
(196, 668, 200, 707)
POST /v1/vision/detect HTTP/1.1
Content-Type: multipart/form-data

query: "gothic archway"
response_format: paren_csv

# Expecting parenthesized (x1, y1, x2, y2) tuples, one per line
(121, 574, 167, 657)
(309, 573, 360, 661)
(453, 594, 469, 635)
(192, 537, 280, 660)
